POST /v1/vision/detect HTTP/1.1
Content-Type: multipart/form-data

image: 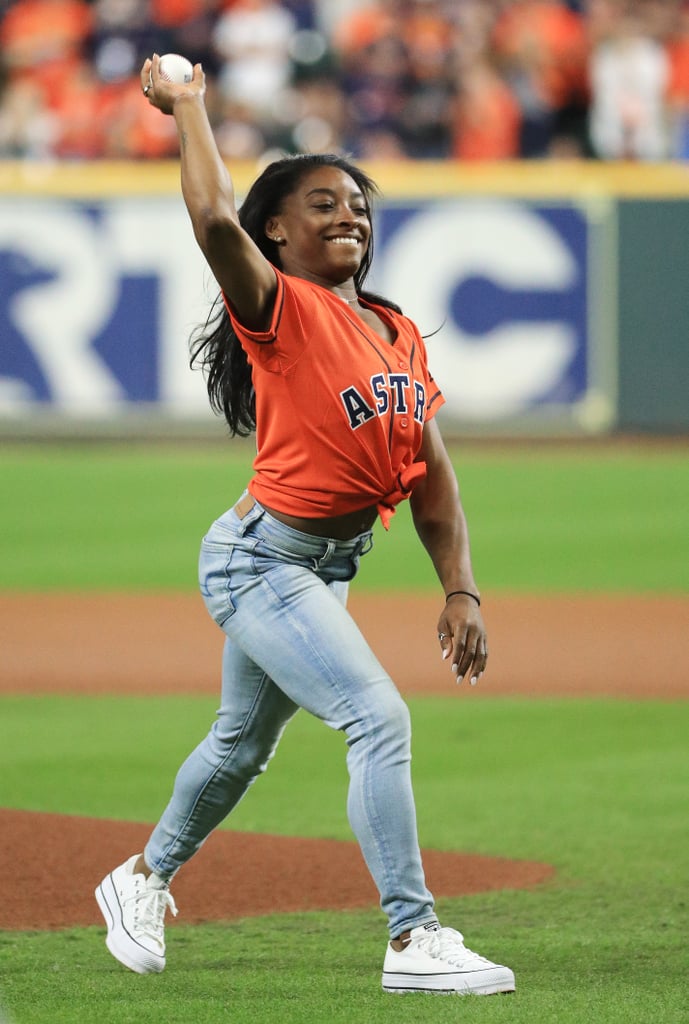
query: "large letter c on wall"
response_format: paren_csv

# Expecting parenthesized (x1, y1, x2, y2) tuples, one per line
(380, 200, 584, 420)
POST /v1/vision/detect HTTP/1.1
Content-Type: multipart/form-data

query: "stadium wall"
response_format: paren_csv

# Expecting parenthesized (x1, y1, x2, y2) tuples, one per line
(1, 160, 687, 438)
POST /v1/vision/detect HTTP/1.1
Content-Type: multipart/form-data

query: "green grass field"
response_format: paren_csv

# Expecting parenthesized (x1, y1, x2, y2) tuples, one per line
(1, 441, 687, 1024)
(2, 441, 688, 592)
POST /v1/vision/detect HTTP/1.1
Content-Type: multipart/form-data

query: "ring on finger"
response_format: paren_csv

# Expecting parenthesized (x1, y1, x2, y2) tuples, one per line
(143, 84, 151, 96)
(438, 632, 447, 641)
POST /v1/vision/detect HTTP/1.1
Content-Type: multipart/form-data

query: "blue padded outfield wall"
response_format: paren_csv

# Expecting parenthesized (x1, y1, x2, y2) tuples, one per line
(0, 161, 687, 435)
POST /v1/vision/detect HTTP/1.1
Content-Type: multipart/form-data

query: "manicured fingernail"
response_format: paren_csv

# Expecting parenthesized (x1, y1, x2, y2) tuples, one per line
(442, 649, 449, 660)
(470, 676, 477, 686)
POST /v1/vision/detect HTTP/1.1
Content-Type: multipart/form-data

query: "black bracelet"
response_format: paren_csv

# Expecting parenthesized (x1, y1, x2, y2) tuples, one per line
(445, 590, 481, 607)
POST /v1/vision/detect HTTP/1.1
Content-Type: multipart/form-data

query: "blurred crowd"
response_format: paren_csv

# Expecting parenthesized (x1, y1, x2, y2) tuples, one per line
(3, 0, 689, 162)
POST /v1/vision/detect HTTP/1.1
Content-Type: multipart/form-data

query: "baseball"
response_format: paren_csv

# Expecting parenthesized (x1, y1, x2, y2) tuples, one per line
(158, 53, 194, 85)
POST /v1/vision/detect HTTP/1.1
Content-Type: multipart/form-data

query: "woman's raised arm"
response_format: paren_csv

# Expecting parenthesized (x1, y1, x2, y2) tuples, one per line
(141, 55, 277, 330)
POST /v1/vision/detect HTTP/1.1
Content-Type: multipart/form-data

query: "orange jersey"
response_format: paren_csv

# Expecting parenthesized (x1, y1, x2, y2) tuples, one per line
(224, 269, 444, 528)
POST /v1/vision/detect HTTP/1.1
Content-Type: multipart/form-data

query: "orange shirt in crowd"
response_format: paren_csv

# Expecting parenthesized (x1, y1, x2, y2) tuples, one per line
(666, 31, 689, 105)
(51, 61, 107, 158)
(100, 79, 183, 158)
(492, 0, 589, 110)
(148, 0, 218, 28)
(333, 2, 398, 55)
(0, 0, 93, 88)
(453, 61, 522, 160)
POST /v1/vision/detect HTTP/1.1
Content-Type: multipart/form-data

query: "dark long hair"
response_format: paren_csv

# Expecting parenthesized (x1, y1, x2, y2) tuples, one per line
(189, 153, 401, 436)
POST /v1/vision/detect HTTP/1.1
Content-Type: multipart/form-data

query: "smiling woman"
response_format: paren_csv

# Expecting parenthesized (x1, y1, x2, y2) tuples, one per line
(90, 53, 514, 997)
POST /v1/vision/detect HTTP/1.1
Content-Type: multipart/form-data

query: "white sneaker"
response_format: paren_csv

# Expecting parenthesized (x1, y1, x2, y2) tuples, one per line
(382, 923, 515, 995)
(95, 854, 178, 974)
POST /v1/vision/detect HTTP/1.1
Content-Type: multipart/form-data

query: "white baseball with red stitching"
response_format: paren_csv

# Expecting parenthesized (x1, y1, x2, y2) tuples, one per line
(158, 53, 194, 85)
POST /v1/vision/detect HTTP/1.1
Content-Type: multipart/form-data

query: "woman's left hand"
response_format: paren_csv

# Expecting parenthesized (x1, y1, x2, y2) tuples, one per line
(437, 594, 487, 685)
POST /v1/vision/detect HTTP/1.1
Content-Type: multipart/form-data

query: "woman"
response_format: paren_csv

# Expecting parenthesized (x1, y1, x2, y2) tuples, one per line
(95, 54, 515, 997)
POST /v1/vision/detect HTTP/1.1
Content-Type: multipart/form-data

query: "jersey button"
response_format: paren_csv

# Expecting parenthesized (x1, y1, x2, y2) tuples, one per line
(400, 418, 409, 427)
(398, 361, 408, 369)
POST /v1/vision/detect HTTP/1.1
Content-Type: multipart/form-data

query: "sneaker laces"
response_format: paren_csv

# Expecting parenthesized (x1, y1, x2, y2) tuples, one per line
(127, 881, 178, 943)
(415, 927, 487, 968)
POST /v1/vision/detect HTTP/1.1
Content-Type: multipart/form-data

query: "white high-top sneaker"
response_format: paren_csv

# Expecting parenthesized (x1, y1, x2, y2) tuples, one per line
(95, 854, 178, 974)
(382, 923, 515, 995)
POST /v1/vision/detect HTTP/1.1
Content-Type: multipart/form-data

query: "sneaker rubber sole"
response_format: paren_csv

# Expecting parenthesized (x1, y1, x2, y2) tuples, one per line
(382, 965, 515, 995)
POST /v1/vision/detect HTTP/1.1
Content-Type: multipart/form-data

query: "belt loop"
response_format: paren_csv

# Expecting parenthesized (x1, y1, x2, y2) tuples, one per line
(314, 539, 336, 568)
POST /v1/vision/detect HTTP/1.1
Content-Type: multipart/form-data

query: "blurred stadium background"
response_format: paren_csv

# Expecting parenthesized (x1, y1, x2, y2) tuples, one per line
(1, 0, 689, 440)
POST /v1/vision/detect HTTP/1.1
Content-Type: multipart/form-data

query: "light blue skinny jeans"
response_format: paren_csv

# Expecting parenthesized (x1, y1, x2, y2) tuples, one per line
(145, 494, 437, 938)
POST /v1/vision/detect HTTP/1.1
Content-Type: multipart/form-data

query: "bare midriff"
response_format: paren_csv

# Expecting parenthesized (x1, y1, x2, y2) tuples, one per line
(262, 502, 378, 540)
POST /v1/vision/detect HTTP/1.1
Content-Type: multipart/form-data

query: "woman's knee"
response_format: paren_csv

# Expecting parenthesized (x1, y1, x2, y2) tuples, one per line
(206, 717, 280, 783)
(348, 688, 412, 753)
(385, 693, 412, 750)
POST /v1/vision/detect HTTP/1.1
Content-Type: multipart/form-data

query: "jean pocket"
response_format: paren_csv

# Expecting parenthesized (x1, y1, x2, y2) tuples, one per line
(199, 538, 236, 627)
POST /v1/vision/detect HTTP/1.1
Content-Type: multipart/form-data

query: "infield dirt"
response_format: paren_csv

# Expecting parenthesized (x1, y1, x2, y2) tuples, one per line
(2, 590, 685, 930)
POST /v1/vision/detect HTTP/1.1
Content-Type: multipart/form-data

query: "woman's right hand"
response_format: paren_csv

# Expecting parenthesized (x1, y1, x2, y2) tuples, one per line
(141, 54, 205, 116)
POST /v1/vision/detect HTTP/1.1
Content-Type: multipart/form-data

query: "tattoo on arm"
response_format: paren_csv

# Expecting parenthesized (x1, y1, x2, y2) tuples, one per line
(180, 131, 188, 150)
